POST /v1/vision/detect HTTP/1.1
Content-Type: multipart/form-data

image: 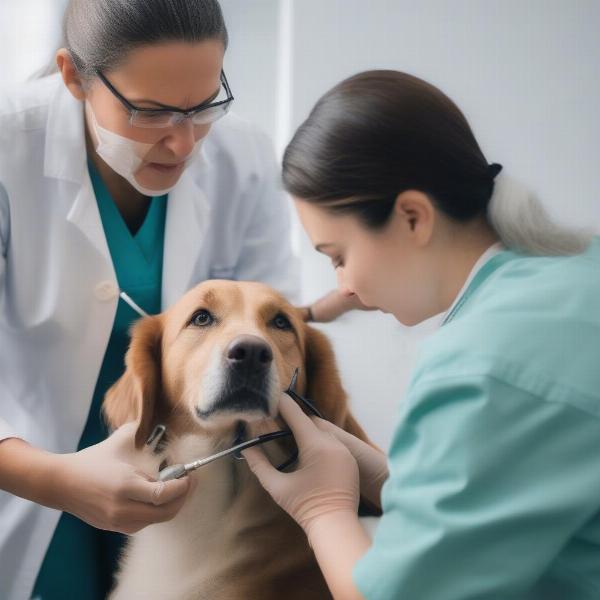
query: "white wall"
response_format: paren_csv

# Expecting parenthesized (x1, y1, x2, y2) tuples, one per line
(0, 0, 65, 87)
(218, 0, 282, 145)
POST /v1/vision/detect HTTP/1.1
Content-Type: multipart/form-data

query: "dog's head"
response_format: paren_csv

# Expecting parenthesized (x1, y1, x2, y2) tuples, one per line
(102, 280, 369, 450)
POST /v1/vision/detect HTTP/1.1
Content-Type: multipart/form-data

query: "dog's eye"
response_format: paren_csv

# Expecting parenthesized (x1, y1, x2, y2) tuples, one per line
(190, 309, 214, 327)
(272, 313, 292, 330)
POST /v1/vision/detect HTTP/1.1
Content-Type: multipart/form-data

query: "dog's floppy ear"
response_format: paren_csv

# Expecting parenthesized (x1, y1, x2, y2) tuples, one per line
(102, 315, 166, 450)
(303, 324, 376, 446)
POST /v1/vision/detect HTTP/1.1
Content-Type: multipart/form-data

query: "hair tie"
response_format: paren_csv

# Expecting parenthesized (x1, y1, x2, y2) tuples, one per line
(488, 163, 503, 179)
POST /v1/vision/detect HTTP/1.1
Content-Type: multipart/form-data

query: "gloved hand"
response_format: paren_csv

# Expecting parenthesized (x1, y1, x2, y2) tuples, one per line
(55, 422, 192, 534)
(311, 417, 388, 511)
(242, 393, 360, 540)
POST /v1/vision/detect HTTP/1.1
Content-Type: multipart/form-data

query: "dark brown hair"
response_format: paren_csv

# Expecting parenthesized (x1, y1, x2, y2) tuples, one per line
(283, 70, 501, 229)
(62, 0, 228, 79)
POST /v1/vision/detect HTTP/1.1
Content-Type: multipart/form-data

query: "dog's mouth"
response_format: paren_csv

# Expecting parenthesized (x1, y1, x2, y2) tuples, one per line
(195, 384, 272, 422)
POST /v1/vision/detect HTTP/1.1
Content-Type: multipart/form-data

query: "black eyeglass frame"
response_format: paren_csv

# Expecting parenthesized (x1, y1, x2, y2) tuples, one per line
(94, 69, 234, 126)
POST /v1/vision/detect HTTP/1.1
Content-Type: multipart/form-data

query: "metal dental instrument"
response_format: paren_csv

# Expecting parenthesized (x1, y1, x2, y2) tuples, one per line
(119, 291, 149, 318)
(284, 367, 324, 419)
(158, 429, 292, 481)
(157, 368, 322, 481)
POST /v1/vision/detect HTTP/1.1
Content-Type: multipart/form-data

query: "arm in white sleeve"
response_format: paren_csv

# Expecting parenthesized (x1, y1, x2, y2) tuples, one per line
(232, 129, 301, 304)
(0, 180, 16, 443)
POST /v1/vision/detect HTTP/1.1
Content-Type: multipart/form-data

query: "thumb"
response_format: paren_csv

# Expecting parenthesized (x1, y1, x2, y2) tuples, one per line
(242, 446, 280, 487)
(106, 421, 138, 450)
(311, 416, 345, 441)
(311, 416, 335, 432)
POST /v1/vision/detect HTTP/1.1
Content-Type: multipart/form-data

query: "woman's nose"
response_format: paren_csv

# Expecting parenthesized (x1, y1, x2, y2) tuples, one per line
(163, 119, 198, 158)
(336, 269, 355, 297)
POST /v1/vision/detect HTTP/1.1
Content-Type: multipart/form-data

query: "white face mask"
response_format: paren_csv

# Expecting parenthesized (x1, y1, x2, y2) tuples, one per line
(86, 103, 203, 197)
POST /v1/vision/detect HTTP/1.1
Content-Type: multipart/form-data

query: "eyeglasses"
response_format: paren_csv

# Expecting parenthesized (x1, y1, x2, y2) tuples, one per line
(95, 70, 234, 129)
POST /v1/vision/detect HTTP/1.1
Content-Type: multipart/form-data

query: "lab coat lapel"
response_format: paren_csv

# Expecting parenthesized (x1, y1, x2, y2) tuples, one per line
(66, 172, 113, 264)
(161, 169, 211, 309)
(44, 77, 113, 264)
(44, 74, 87, 185)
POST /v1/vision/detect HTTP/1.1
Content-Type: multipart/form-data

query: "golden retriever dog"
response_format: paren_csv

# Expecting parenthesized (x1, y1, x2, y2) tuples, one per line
(102, 280, 378, 600)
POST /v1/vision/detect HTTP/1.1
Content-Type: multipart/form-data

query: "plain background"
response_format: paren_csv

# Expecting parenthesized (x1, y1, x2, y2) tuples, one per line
(1, 0, 599, 450)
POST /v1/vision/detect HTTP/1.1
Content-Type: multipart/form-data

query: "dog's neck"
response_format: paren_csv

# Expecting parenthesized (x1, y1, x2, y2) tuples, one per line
(111, 421, 317, 599)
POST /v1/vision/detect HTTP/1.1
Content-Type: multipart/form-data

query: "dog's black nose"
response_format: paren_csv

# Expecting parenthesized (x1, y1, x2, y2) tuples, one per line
(226, 335, 273, 370)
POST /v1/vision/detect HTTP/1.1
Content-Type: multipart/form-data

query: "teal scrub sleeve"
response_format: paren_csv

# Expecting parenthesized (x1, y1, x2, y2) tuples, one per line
(353, 374, 600, 600)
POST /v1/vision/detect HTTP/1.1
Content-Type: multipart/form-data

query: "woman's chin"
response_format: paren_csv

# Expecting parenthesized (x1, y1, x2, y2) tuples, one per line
(136, 163, 186, 190)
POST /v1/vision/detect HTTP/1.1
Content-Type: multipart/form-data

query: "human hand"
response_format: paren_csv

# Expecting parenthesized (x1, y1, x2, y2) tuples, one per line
(55, 422, 193, 534)
(311, 418, 388, 511)
(242, 394, 360, 540)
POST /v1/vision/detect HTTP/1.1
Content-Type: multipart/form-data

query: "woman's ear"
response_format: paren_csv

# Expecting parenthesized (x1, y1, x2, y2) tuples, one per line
(394, 189, 435, 246)
(102, 315, 167, 449)
(56, 48, 87, 101)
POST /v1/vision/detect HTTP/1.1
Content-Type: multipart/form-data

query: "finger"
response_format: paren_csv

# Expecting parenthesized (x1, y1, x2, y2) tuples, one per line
(122, 494, 188, 528)
(108, 421, 138, 442)
(311, 416, 353, 443)
(278, 393, 320, 446)
(311, 416, 335, 432)
(241, 445, 280, 487)
(126, 473, 191, 506)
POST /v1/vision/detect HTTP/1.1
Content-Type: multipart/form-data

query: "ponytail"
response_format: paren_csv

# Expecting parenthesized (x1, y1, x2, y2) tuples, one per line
(283, 70, 594, 257)
(487, 170, 593, 256)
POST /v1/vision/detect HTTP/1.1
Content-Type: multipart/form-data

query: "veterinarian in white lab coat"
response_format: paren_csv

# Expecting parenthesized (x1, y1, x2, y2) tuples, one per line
(244, 70, 600, 600)
(0, 1, 305, 599)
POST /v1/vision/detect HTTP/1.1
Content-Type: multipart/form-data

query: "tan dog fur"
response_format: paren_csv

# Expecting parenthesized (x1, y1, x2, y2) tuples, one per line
(102, 280, 375, 600)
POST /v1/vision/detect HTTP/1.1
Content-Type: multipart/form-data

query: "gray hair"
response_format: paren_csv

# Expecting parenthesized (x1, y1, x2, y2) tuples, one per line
(38, 0, 228, 79)
(487, 174, 593, 255)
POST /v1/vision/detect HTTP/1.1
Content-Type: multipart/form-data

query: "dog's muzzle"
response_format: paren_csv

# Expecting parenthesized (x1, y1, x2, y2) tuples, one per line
(196, 335, 274, 419)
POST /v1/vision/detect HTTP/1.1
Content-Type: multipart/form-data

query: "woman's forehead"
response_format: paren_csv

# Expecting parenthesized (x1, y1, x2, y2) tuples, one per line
(103, 40, 224, 109)
(294, 198, 365, 246)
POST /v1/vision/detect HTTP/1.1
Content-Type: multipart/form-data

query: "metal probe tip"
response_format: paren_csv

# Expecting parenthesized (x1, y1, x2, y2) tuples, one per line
(158, 463, 187, 482)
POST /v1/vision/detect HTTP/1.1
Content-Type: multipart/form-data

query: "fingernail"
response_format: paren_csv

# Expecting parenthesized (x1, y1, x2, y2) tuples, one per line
(153, 481, 165, 502)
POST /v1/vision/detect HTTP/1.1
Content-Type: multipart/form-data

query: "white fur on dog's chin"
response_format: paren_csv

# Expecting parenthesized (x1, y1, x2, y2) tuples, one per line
(193, 345, 281, 428)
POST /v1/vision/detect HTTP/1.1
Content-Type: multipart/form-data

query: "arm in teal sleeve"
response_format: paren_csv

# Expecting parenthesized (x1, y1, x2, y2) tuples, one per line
(353, 374, 600, 600)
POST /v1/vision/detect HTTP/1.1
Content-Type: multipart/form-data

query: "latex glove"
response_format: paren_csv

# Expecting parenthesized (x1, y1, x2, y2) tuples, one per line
(55, 422, 192, 534)
(311, 417, 388, 511)
(242, 393, 360, 539)
(300, 289, 377, 323)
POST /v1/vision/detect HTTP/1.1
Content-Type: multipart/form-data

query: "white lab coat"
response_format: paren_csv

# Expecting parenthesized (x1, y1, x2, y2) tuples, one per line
(0, 73, 299, 600)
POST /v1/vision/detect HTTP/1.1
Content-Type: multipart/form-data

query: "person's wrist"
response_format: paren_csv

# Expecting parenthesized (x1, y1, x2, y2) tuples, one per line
(305, 509, 361, 548)
(37, 451, 73, 512)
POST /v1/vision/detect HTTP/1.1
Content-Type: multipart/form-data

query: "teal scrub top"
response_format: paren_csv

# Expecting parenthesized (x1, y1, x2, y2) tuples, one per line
(31, 162, 167, 600)
(353, 239, 600, 600)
